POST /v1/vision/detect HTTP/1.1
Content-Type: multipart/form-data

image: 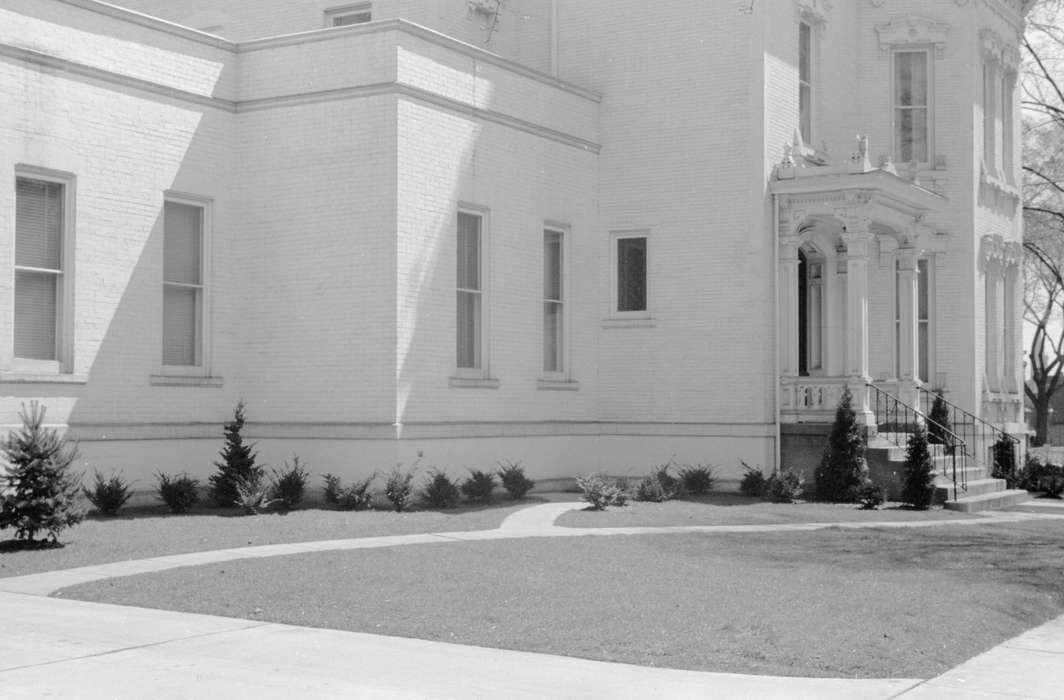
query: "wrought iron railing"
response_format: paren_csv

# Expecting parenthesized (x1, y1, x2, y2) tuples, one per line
(915, 386, 1020, 485)
(868, 383, 968, 500)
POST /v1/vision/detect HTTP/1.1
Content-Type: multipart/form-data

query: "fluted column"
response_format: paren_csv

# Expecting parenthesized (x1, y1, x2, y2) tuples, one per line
(842, 229, 874, 423)
(780, 240, 800, 377)
(896, 247, 921, 408)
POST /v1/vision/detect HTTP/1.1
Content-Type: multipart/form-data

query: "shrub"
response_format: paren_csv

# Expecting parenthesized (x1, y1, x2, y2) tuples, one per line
(927, 393, 952, 446)
(156, 472, 199, 514)
(814, 387, 869, 502)
(1019, 457, 1064, 498)
(322, 473, 375, 511)
(209, 401, 263, 508)
(234, 473, 276, 515)
(421, 469, 460, 509)
(1043, 471, 1064, 498)
(901, 424, 935, 510)
(498, 460, 535, 499)
(461, 469, 496, 504)
(0, 402, 86, 543)
(635, 462, 680, 502)
(270, 456, 309, 510)
(576, 473, 628, 510)
(991, 436, 1018, 483)
(739, 461, 768, 498)
(384, 464, 417, 512)
(679, 464, 714, 495)
(858, 481, 885, 510)
(82, 470, 133, 516)
(766, 469, 805, 504)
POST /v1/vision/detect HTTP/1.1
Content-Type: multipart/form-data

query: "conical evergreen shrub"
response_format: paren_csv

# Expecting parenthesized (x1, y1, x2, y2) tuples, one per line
(0, 402, 85, 543)
(927, 393, 951, 446)
(901, 423, 935, 509)
(208, 401, 262, 507)
(814, 386, 869, 502)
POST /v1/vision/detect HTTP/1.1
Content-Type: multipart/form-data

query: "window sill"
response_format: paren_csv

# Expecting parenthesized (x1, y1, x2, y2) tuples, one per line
(449, 376, 500, 389)
(150, 375, 224, 387)
(602, 317, 656, 329)
(0, 371, 88, 385)
(537, 379, 580, 391)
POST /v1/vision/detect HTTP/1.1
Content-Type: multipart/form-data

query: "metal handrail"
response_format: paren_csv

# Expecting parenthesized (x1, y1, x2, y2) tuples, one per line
(915, 386, 1020, 484)
(867, 383, 968, 500)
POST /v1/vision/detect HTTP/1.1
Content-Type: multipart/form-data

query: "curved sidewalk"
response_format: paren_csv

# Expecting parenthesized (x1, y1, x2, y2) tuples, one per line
(0, 502, 1061, 698)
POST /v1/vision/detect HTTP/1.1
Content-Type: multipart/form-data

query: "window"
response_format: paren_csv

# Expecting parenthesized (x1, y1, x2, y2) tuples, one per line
(894, 50, 930, 164)
(983, 61, 997, 173)
(456, 211, 483, 371)
(1002, 71, 1015, 183)
(616, 235, 647, 313)
(163, 199, 206, 368)
(543, 229, 564, 374)
(799, 21, 813, 144)
(14, 173, 72, 369)
(325, 3, 371, 27)
(895, 257, 931, 382)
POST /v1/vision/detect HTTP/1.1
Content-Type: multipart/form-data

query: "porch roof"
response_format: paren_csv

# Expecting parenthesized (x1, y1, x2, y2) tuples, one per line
(770, 167, 947, 219)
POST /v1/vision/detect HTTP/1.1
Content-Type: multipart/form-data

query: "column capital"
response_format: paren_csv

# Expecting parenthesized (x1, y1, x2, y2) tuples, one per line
(896, 246, 920, 271)
(841, 232, 873, 258)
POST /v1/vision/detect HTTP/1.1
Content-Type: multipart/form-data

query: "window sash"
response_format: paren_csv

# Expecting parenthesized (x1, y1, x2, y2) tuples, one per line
(543, 230, 564, 373)
(799, 21, 812, 143)
(894, 51, 930, 163)
(163, 200, 205, 367)
(456, 211, 484, 371)
(617, 237, 647, 312)
(14, 177, 65, 362)
(456, 290, 482, 369)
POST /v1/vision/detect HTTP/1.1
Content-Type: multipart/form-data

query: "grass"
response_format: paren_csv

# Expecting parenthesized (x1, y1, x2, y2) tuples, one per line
(55, 518, 1064, 679)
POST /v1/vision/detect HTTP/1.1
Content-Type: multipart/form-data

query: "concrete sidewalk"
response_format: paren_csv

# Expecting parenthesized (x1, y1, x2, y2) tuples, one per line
(1, 501, 1062, 698)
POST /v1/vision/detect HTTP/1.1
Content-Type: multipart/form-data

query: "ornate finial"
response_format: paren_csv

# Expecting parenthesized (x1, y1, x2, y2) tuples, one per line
(781, 142, 796, 167)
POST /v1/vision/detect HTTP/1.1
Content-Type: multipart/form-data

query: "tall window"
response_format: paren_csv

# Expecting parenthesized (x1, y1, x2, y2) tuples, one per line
(983, 61, 997, 173)
(895, 258, 931, 381)
(543, 230, 564, 373)
(14, 177, 65, 362)
(1002, 71, 1015, 182)
(163, 201, 204, 367)
(616, 236, 647, 313)
(456, 211, 482, 370)
(894, 50, 930, 164)
(799, 21, 813, 144)
(325, 3, 371, 26)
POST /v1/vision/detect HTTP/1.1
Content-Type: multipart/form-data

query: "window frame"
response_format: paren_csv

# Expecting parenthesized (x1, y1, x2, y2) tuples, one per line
(983, 59, 998, 176)
(454, 205, 491, 381)
(542, 223, 569, 380)
(893, 255, 934, 383)
(610, 230, 650, 321)
(324, 2, 372, 27)
(10, 166, 76, 375)
(1001, 70, 1016, 184)
(798, 19, 815, 145)
(160, 191, 212, 377)
(891, 47, 934, 167)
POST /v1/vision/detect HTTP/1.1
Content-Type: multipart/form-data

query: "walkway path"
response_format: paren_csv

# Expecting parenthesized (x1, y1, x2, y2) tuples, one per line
(0, 501, 1062, 698)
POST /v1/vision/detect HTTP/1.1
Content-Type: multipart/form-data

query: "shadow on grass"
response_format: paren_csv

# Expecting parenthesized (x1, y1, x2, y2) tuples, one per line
(0, 538, 65, 553)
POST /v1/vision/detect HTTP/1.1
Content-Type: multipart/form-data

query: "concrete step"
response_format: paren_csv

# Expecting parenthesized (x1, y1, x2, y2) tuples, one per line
(944, 489, 1032, 513)
(935, 477, 1004, 501)
(1006, 498, 1064, 515)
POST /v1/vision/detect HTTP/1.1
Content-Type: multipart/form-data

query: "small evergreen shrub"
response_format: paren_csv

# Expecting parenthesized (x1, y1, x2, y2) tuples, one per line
(421, 469, 460, 508)
(927, 393, 952, 446)
(322, 473, 375, 510)
(498, 460, 535, 499)
(82, 470, 133, 516)
(766, 469, 805, 503)
(1019, 457, 1064, 498)
(814, 387, 869, 503)
(858, 481, 885, 510)
(156, 472, 199, 514)
(0, 402, 86, 543)
(991, 436, 1017, 483)
(901, 424, 935, 510)
(270, 456, 309, 510)
(384, 464, 417, 512)
(461, 469, 496, 503)
(635, 462, 680, 502)
(576, 473, 627, 510)
(739, 461, 768, 498)
(678, 464, 714, 495)
(234, 473, 276, 515)
(209, 401, 263, 508)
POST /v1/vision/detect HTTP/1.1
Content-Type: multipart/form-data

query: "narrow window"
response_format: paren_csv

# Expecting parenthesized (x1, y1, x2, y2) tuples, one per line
(14, 177, 64, 362)
(894, 50, 929, 164)
(325, 3, 371, 26)
(616, 236, 647, 312)
(799, 21, 813, 144)
(163, 201, 204, 366)
(1001, 71, 1015, 182)
(543, 230, 564, 373)
(895, 258, 931, 381)
(456, 212, 482, 370)
(983, 62, 997, 173)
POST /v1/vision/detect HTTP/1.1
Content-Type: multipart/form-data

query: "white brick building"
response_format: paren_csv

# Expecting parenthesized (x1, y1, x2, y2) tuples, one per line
(0, 0, 1030, 493)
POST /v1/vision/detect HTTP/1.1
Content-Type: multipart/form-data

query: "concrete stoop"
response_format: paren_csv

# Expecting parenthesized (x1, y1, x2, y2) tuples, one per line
(943, 488, 1032, 513)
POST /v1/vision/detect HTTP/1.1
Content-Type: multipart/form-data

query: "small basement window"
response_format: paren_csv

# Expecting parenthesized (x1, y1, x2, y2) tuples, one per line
(325, 3, 372, 27)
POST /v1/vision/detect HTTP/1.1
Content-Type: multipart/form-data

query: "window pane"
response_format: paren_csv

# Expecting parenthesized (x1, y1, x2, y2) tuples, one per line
(895, 108, 928, 163)
(456, 290, 481, 369)
(544, 231, 562, 301)
(14, 270, 57, 360)
(457, 213, 480, 291)
(544, 301, 563, 372)
(799, 23, 811, 83)
(895, 52, 927, 107)
(617, 237, 647, 312)
(164, 202, 202, 285)
(332, 11, 371, 25)
(163, 285, 199, 366)
(16, 178, 62, 270)
(917, 259, 929, 320)
(918, 321, 929, 383)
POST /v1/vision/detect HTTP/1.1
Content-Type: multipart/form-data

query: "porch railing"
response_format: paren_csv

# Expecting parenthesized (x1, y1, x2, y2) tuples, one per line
(915, 386, 1020, 485)
(868, 383, 968, 500)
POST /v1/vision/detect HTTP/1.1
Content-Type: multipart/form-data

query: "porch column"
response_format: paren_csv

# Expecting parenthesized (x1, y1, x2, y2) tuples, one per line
(779, 240, 800, 377)
(896, 247, 921, 407)
(842, 229, 874, 424)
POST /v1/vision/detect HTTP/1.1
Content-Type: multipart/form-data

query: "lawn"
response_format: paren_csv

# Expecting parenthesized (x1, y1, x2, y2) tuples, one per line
(56, 518, 1064, 679)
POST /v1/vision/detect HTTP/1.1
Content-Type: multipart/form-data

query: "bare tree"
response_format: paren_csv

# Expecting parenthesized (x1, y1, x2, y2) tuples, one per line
(1024, 0, 1064, 444)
